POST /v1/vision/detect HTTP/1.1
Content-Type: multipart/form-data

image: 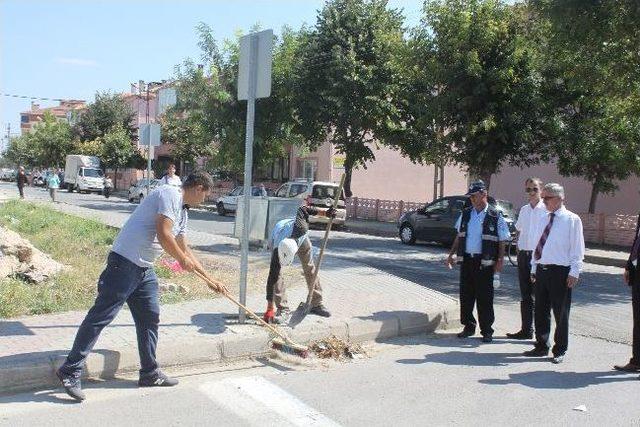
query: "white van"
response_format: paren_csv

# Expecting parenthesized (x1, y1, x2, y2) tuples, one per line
(273, 180, 347, 226)
(64, 155, 104, 193)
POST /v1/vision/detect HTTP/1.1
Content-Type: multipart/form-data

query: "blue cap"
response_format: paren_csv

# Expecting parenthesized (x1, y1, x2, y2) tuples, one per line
(466, 180, 487, 195)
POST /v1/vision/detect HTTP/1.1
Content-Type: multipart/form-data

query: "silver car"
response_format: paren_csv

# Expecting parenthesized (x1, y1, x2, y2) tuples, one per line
(128, 179, 160, 203)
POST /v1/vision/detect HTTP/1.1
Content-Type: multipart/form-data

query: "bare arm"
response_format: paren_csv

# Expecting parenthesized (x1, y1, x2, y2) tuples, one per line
(445, 236, 459, 269)
(156, 215, 193, 271)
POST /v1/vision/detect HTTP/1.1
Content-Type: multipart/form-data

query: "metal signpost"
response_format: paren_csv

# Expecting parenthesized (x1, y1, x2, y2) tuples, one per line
(237, 29, 273, 323)
(139, 122, 161, 193)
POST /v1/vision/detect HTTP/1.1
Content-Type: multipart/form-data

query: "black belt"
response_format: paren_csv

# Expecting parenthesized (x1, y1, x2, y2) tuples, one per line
(463, 253, 482, 259)
(537, 264, 570, 270)
(520, 250, 533, 255)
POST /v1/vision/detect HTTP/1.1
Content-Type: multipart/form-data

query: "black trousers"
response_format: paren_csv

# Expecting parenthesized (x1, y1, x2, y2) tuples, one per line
(459, 257, 495, 336)
(18, 185, 24, 198)
(534, 264, 571, 356)
(517, 251, 534, 334)
(629, 265, 640, 365)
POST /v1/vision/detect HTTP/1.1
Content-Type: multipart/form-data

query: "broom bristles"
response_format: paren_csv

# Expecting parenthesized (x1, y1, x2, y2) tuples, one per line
(271, 337, 309, 358)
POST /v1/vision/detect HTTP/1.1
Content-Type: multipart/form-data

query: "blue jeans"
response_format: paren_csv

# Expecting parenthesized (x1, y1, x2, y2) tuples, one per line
(59, 252, 160, 378)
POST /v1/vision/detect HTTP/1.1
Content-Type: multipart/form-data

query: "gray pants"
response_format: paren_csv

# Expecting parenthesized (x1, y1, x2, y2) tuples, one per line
(266, 238, 322, 310)
(49, 188, 57, 202)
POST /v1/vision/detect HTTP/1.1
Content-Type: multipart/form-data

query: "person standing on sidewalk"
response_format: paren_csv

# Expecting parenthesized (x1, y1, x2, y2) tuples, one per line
(56, 171, 227, 402)
(613, 213, 640, 374)
(506, 177, 546, 340)
(16, 166, 27, 199)
(445, 180, 511, 343)
(524, 183, 584, 364)
(263, 205, 336, 323)
(160, 163, 182, 187)
(47, 168, 61, 202)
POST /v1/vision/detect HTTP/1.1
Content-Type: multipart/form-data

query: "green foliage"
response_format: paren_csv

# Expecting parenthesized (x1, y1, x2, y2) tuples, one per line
(3, 134, 38, 167)
(73, 91, 136, 142)
(534, 0, 640, 212)
(292, 0, 404, 196)
(391, 0, 552, 189)
(29, 112, 75, 168)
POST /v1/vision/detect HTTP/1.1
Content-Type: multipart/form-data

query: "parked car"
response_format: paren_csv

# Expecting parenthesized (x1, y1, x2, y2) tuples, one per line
(0, 168, 16, 181)
(397, 195, 517, 246)
(273, 180, 347, 227)
(216, 186, 269, 216)
(128, 179, 160, 203)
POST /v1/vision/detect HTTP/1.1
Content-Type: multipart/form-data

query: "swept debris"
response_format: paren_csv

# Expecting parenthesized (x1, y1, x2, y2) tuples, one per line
(309, 335, 367, 360)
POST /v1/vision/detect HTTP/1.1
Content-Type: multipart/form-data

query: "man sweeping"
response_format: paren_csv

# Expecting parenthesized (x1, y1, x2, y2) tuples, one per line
(56, 171, 226, 402)
(264, 205, 336, 323)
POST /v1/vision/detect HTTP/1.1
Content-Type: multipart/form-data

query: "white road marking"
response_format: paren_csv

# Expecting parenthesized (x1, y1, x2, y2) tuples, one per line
(199, 376, 341, 427)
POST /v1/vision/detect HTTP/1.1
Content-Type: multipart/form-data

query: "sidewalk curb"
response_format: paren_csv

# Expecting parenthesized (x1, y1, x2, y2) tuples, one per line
(0, 302, 458, 395)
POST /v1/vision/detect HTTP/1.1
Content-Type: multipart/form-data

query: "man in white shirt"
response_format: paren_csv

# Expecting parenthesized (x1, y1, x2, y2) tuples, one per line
(507, 177, 546, 340)
(160, 163, 182, 187)
(523, 183, 585, 364)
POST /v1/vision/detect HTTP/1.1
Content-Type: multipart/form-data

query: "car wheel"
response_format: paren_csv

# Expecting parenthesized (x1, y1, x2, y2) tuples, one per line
(399, 223, 416, 245)
(217, 202, 226, 216)
(68, 183, 73, 193)
(128, 196, 134, 203)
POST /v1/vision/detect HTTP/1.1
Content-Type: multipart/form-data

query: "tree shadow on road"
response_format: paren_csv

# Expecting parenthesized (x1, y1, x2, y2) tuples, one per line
(479, 370, 638, 389)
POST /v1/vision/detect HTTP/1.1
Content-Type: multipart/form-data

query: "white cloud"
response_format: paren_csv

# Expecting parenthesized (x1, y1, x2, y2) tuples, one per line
(55, 57, 99, 67)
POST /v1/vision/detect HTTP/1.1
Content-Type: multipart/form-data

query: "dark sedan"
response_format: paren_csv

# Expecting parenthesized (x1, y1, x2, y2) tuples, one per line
(398, 195, 517, 246)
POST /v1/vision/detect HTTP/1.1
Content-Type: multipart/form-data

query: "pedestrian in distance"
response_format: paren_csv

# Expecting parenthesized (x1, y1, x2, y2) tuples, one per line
(524, 183, 585, 364)
(47, 168, 61, 202)
(263, 205, 337, 324)
(16, 166, 27, 199)
(613, 212, 640, 374)
(160, 163, 182, 187)
(56, 171, 227, 402)
(445, 180, 511, 343)
(507, 177, 546, 340)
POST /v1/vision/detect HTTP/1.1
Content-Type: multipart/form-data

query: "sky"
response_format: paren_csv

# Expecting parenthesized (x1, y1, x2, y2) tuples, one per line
(0, 0, 423, 152)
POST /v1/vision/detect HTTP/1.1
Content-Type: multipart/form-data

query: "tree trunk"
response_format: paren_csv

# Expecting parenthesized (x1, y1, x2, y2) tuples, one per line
(343, 153, 354, 198)
(588, 183, 599, 214)
(114, 167, 118, 190)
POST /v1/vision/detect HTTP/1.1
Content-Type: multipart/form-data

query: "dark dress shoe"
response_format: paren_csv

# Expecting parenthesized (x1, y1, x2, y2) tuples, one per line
(506, 330, 533, 340)
(613, 363, 640, 372)
(457, 327, 475, 338)
(482, 335, 493, 343)
(309, 304, 331, 318)
(523, 346, 549, 357)
(56, 369, 86, 402)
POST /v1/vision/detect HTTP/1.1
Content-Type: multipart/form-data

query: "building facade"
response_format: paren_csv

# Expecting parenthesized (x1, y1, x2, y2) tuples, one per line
(20, 100, 86, 133)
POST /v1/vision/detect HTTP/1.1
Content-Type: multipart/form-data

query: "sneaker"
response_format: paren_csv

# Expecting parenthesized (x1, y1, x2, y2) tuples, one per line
(457, 327, 476, 338)
(138, 370, 179, 387)
(309, 304, 331, 318)
(274, 307, 291, 323)
(523, 346, 549, 357)
(506, 330, 533, 340)
(56, 369, 86, 402)
(613, 362, 640, 372)
(552, 354, 565, 364)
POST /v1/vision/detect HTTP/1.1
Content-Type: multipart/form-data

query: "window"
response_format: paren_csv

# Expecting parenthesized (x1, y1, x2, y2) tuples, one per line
(297, 159, 317, 180)
(312, 184, 344, 200)
(275, 184, 289, 197)
(450, 199, 465, 217)
(425, 199, 450, 215)
(230, 187, 242, 196)
(21, 115, 29, 123)
(289, 184, 308, 197)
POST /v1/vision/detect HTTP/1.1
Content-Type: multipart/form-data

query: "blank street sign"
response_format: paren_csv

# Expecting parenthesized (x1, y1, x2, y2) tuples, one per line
(140, 123, 161, 146)
(237, 29, 273, 100)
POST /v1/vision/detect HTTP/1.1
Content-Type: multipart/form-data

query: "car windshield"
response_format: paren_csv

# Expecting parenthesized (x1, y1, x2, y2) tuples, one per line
(495, 200, 515, 218)
(312, 185, 345, 200)
(82, 168, 103, 178)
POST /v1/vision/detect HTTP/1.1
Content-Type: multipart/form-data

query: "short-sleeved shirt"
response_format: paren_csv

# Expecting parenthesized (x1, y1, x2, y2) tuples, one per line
(455, 205, 511, 254)
(268, 206, 319, 250)
(112, 186, 187, 267)
(161, 174, 182, 187)
(47, 174, 60, 189)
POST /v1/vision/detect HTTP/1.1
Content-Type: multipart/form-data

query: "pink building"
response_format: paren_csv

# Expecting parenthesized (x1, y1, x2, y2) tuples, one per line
(20, 100, 86, 133)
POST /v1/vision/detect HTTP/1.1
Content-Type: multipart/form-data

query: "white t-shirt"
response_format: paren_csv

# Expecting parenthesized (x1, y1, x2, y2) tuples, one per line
(515, 200, 546, 251)
(161, 174, 182, 187)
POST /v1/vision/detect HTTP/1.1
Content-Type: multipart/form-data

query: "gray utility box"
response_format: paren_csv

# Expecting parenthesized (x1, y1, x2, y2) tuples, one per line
(234, 197, 303, 244)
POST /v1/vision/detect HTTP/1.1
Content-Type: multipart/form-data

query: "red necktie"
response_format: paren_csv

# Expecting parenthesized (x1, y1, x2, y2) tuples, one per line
(534, 212, 555, 261)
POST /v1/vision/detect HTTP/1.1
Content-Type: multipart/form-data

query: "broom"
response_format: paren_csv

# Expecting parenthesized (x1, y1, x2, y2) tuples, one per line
(192, 269, 309, 358)
(290, 173, 346, 326)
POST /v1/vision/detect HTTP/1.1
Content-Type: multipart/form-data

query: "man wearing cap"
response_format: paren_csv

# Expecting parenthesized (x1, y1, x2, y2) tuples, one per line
(446, 180, 511, 343)
(264, 205, 336, 323)
(507, 177, 546, 340)
(613, 212, 640, 374)
(524, 183, 584, 364)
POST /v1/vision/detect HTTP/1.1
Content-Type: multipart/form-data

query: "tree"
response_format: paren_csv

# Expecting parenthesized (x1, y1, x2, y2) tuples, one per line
(101, 124, 138, 189)
(292, 0, 405, 197)
(73, 92, 136, 142)
(392, 0, 553, 190)
(3, 134, 37, 167)
(29, 112, 74, 168)
(164, 23, 303, 180)
(533, 0, 640, 212)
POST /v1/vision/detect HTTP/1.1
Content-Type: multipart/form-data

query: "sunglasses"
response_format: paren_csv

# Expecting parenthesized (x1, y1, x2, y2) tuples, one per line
(525, 187, 539, 193)
(542, 196, 559, 201)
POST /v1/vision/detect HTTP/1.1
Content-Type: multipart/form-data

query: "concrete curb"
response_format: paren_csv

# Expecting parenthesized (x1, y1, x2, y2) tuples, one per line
(0, 302, 458, 395)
